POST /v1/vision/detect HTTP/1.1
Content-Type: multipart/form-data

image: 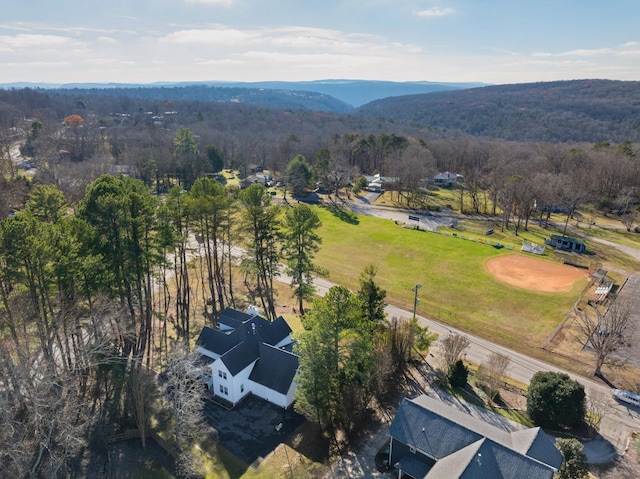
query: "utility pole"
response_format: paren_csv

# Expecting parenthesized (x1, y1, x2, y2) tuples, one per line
(412, 284, 422, 319)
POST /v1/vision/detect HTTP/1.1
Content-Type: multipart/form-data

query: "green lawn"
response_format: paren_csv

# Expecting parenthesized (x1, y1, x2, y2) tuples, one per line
(313, 205, 588, 355)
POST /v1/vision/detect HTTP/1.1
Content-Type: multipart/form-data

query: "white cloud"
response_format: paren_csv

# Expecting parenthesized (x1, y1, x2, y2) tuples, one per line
(184, 0, 234, 5)
(533, 48, 613, 58)
(97, 36, 118, 44)
(0, 34, 72, 49)
(195, 58, 244, 66)
(616, 49, 640, 57)
(163, 26, 255, 45)
(616, 41, 640, 56)
(415, 7, 456, 18)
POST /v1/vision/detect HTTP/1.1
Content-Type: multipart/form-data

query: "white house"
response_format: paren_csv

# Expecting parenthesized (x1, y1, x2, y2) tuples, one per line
(196, 307, 299, 409)
(364, 173, 400, 191)
(432, 171, 464, 187)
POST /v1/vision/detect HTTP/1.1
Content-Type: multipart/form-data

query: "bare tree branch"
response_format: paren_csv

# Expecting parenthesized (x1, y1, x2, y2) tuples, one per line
(575, 299, 632, 376)
(438, 334, 470, 371)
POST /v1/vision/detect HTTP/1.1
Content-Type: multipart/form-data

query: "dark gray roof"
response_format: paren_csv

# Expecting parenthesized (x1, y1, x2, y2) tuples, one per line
(510, 428, 563, 470)
(220, 337, 260, 375)
(390, 395, 562, 479)
(427, 438, 555, 479)
(389, 397, 489, 460)
(249, 343, 299, 395)
(396, 456, 433, 479)
(216, 308, 290, 347)
(218, 307, 254, 329)
(196, 325, 242, 356)
(249, 315, 291, 346)
(196, 308, 297, 395)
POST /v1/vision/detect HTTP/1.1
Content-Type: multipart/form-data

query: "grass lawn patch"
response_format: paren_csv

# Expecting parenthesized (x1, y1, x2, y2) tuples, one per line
(313, 205, 588, 354)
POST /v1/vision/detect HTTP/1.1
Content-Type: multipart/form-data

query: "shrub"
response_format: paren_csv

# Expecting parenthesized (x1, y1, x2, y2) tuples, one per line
(447, 359, 469, 388)
(526, 372, 586, 429)
(555, 438, 589, 479)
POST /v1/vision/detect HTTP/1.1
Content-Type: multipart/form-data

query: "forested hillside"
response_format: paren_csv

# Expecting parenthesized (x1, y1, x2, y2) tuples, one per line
(49, 84, 354, 113)
(357, 79, 640, 143)
(6, 79, 640, 144)
(1, 83, 639, 478)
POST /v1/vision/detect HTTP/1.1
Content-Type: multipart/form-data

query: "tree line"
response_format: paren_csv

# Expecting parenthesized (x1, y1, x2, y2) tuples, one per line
(1, 87, 638, 232)
(0, 172, 329, 476)
(0, 170, 440, 475)
(357, 79, 640, 143)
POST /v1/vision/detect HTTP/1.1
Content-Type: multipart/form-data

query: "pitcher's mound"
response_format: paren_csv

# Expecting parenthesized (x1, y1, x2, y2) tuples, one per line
(486, 254, 588, 292)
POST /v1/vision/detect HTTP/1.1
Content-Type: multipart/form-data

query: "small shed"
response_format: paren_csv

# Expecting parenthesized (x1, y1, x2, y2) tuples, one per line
(546, 234, 586, 253)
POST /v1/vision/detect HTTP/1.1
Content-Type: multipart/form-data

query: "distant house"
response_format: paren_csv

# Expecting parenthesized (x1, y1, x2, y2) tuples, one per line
(364, 173, 399, 191)
(546, 234, 586, 253)
(195, 307, 298, 409)
(388, 395, 563, 479)
(239, 173, 273, 189)
(109, 165, 141, 178)
(432, 171, 464, 187)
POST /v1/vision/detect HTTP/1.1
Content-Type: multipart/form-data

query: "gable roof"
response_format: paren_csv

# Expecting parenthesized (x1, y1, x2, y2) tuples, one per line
(249, 343, 299, 394)
(259, 315, 292, 346)
(426, 438, 555, 479)
(196, 325, 243, 356)
(220, 336, 260, 375)
(390, 396, 489, 460)
(215, 308, 292, 347)
(390, 395, 561, 479)
(510, 428, 563, 470)
(549, 234, 585, 245)
(196, 308, 297, 397)
(218, 306, 254, 329)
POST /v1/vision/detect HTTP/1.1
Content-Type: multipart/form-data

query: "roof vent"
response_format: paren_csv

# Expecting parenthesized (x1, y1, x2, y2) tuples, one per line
(251, 323, 256, 335)
(247, 305, 259, 317)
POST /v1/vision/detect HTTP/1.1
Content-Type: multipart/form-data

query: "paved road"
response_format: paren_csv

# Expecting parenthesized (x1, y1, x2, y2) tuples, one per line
(279, 199, 640, 456)
(278, 269, 640, 456)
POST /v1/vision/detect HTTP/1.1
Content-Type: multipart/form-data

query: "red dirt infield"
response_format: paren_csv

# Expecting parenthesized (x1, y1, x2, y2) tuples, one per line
(486, 254, 588, 292)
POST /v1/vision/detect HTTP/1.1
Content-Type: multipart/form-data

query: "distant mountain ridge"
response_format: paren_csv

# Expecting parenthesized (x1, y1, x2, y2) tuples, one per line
(3, 79, 638, 143)
(46, 84, 354, 114)
(356, 79, 640, 143)
(185, 80, 485, 107)
(0, 79, 483, 109)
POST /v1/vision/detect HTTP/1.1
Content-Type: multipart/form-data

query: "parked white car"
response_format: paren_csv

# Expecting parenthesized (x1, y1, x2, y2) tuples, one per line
(612, 389, 640, 407)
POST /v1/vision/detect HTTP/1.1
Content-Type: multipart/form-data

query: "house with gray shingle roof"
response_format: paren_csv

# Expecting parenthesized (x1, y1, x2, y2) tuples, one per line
(389, 395, 563, 479)
(196, 307, 298, 408)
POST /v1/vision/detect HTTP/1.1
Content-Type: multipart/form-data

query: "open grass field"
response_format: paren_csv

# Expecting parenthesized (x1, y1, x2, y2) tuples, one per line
(312, 205, 590, 356)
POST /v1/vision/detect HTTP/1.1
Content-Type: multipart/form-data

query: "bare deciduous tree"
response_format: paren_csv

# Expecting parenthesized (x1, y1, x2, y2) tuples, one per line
(575, 299, 632, 376)
(477, 352, 511, 401)
(586, 389, 609, 430)
(438, 334, 470, 371)
(162, 347, 205, 477)
(128, 363, 158, 448)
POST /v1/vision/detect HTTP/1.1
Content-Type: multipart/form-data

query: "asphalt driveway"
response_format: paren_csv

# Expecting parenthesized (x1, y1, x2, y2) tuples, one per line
(203, 394, 305, 465)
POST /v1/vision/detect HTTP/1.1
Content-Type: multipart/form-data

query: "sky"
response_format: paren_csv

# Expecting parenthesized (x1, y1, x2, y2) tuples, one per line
(2, 0, 640, 86)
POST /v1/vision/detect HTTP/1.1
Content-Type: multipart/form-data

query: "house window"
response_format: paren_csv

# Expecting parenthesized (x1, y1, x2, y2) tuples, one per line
(223, 372, 227, 379)
(218, 370, 222, 377)
(241, 384, 244, 393)
(219, 385, 223, 393)
(224, 387, 228, 395)
(218, 370, 227, 379)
